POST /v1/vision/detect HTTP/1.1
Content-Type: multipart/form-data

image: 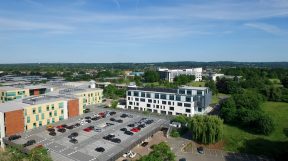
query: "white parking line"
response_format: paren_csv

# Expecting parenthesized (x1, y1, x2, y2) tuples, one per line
(88, 158, 97, 161)
(67, 151, 78, 156)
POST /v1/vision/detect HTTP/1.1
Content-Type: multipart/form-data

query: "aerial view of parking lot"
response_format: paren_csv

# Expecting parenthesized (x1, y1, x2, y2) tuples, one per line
(4, 107, 168, 161)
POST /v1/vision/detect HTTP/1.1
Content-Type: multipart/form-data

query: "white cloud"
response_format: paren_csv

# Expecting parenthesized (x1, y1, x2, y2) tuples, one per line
(244, 23, 288, 35)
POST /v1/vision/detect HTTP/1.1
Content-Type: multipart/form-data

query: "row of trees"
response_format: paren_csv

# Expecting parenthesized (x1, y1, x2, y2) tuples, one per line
(103, 85, 126, 99)
(220, 91, 275, 135)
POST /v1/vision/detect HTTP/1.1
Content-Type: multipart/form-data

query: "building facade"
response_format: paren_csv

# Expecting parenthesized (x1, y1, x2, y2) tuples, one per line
(126, 86, 212, 117)
(0, 87, 29, 103)
(158, 68, 203, 82)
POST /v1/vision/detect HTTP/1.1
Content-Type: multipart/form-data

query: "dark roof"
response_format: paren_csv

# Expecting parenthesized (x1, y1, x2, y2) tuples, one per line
(127, 87, 177, 94)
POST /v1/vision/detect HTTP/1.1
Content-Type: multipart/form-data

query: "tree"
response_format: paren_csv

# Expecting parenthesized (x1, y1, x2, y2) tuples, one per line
(28, 147, 52, 161)
(281, 76, 288, 88)
(111, 100, 118, 108)
(103, 85, 126, 99)
(205, 80, 218, 95)
(219, 98, 237, 123)
(174, 75, 195, 85)
(144, 71, 160, 83)
(138, 142, 176, 161)
(189, 115, 223, 144)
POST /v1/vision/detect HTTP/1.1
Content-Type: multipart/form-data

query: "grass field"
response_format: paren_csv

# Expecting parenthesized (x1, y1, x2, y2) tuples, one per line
(189, 81, 206, 87)
(223, 102, 288, 158)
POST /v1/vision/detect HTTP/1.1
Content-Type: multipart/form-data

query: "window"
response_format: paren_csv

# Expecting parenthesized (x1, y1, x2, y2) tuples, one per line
(46, 105, 49, 111)
(168, 101, 171, 105)
(146, 93, 151, 98)
(129, 102, 133, 105)
(161, 94, 166, 99)
(54, 111, 57, 116)
(38, 106, 42, 113)
(24, 109, 27, 116)
(156, 105, 159, 109)
(33, 123, 37, 128)
(176, 95, 181, 101)
(39, 121, 42, 127)
(51, 104, 54, 110)
(59, 116, 64, 120)
(59, 102, 64, 108)
(169, 107, 174, 111)
(135, 98, 139, 101)
(61, 109, 64, 114)
(179, 89, 185, 94)
(155, 93, 160, 99)
(140, 98, 145, 102)
(153, 100, 156, 103)
(27, 116, 30, 123)
(127, 91, 131, 96)
(49, 112, 52, 117)
(41, 113, 45, 119)
(141, 92, 145, 97)
(178, 102, 182, 106)
(162, 101, 167, 105)
(184, 103, 191, 107)
(134, 92, 139, 97)
(36, 115, 39, 121)
(197, 90, 203, 95)
(169, 95, 174, 100)
(186, 97, 191, 102)
(52, 118, 55, 123)
(148, 99, 152, 103)
(185, 109, 191, 113)
(32, 108, 36, 114)
(47, 119, 50, 124)
(147, 104, 151, 107)
(187, 90, 192, 95)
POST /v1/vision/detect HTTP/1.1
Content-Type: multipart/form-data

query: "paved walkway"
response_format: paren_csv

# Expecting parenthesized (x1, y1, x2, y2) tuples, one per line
(166, 137, 273, 161)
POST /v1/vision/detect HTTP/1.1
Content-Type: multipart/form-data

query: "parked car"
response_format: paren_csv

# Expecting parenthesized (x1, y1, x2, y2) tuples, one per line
(103, 134, 115, 140)
(120, 128, 127, 132)
(83, 128, 92, 132)
(69, 138, 78, 144)
(120, 114, 128, 118)
(91, 117, 100, 121)
(66, 125, 74, 130)
(131, 128, 140, 133)
(109, 111, 116, 115)
(116, 119, 123, 123)
(141, 142, 148, 147)
(106, 123, 114, 126)
(8, 135, 21, 141)
(197, 146, 204, 154)
(58, 128, 66, 133)
(94, 128, 102, 132)
(88, 126, 95, 130)
(111, 138, 121, 143)
(49, 132, 56, 136)
(110, 118, 116, 121)
(127, 124, 135, 127)
(61, 124, 68, 128)
(23, 140, 36, 147)
(74, 123, 81, 127)
(85, 116, 91, 120)
(46, 125, 54, 130)
(47, 128, 55, 132)
(68, 132, 78, 138)
(179, 158, 187, 161)
(85, 120, 92, 123)
(95, 147, 105, 152)
(56, 125, 63, 129)
(124, 131, 134, 135)
(84, 109, 90, 113)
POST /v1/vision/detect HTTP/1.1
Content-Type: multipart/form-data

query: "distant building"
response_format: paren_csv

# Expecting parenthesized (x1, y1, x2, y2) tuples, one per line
(95, 82, 111, 89)
(126, 86, 211, 117)
(158, 68, 203, 82)
(0, 87, 29, 103)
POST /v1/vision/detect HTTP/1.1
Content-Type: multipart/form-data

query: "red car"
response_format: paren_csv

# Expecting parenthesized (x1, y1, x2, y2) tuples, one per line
(83, 128, 92, 132)
(56, 125, 63, 129)
(131, 128, 140, 133)
(98, 112, 105, 117)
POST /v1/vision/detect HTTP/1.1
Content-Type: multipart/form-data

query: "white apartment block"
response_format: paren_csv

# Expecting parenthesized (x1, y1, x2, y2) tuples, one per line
(158, 68, 203, 82)
(126, 86, 212, 117)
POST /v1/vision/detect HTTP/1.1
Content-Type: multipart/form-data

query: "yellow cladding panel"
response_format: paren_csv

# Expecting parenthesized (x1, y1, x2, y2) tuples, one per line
(24, 100, 65, 130)
(74, 89, 103, 114)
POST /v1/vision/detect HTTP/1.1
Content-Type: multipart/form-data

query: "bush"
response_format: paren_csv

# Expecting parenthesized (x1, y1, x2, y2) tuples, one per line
(170, 129, 180, 138)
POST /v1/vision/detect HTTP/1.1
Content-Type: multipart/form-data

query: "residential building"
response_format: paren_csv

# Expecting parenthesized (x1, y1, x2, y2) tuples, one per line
(126, 86, 212, 117)
(158, 68, 203, 82)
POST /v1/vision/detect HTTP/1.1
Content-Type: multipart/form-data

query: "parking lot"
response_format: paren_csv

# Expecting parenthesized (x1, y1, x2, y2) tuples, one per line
(7, 108, 168, 161)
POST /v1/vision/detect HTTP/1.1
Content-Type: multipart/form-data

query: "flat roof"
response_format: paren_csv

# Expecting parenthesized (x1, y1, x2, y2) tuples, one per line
(0, 86, 24, 91)
(59, 87, 102, 95)
(179, 86, 208, 90)
(0, 100, 28, 112)
(128, 87, 178, 94)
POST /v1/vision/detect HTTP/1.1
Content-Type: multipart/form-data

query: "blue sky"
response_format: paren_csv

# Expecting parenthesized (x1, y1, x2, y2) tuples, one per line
(0, 0, 287, 63)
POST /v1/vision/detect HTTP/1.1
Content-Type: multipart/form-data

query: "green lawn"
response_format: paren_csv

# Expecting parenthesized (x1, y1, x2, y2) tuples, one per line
(189, 81, 206, 87)
(223, 102, 288, 158)
(211, 93, 229, 105)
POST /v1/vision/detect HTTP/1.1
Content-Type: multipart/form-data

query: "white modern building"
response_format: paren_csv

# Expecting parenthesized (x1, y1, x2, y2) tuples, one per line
(158, 68, 203, 82)
(126, 86, 212, 117)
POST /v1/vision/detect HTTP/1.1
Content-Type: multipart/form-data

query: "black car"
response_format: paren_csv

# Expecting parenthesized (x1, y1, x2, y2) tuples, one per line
(116, 119, 123, 123)
(127, 124, 135, 127)
(23, 140, 36, 147)
(58, 128, 66, 133)
(85, 116, 92, 120)
(86, 120, 92, 123)
(8, 135, 21, 141)
(84, 109, 90, 113)
(109, 111, 116, 115)
(111, 138, 121, 143)
(138, 124, 146, 128)
(61, 124, 68, 128)
(91, 117, 99, 121)
(179, 158, 187, 161)
(49, 132, 57, 136)
(95, 147, 105, 152)
(106, 123, 114, 126)
(47, 128, 55, 132)
(124, 131, 134, 135)
(103, 134, 115, 140)
(74, 123, 80, 127)
(110, 118, 116, 121)
(146, 120, 154, 124)
(141, 142, 149, 147)
(68, 132, 78, 138)
(69, 138, 78, 144)
(66, 125, 74, 130)
(120, 128, 127, 132)
(120, 114, 128, 118)
(88, 126, 95, 130)
(197, 147, 204, 154)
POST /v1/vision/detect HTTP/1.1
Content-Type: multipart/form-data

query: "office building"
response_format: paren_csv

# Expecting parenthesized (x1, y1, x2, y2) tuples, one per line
(158, 68, 203, 82)
(126, 86, 212, 117)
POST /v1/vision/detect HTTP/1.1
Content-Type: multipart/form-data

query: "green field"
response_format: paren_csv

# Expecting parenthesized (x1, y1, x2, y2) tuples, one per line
(189, 81, 206, 87)
(223, 102, 288, 158)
